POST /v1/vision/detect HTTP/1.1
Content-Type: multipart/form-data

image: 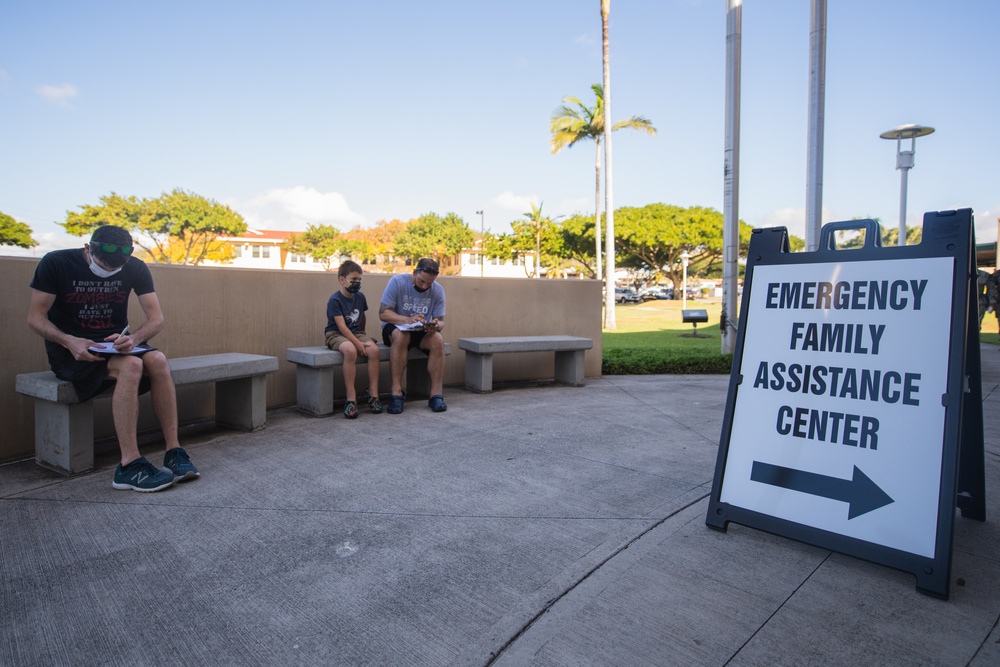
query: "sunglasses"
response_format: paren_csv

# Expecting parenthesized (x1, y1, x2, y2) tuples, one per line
(93, 242, 134, 255)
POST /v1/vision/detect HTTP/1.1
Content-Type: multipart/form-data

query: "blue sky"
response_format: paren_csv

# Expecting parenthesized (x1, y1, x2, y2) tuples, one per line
(2, 0, 998, 258)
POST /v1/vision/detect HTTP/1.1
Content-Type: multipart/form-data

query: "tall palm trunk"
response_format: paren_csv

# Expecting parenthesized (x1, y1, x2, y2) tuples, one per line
(594, 139, 602, 282)
(602, 0, 616, 330)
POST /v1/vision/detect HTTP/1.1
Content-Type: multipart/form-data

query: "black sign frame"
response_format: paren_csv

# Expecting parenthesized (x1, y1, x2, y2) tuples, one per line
(706, 209, 985, 599)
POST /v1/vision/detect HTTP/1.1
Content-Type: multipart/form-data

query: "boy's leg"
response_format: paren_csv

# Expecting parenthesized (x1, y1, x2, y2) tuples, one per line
(339, 341, 358, 401)
(365, 341, 380, 395)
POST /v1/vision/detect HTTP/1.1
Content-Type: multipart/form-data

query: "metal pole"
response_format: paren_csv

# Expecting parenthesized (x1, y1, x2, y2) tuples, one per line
(898, 162, 909, 246)
(682, 259, 688, 310)
(476, 210, 484, 276)
(881, 125, 933, 246)
(805, 0, 827, 251)
(722, 0, 742, 355)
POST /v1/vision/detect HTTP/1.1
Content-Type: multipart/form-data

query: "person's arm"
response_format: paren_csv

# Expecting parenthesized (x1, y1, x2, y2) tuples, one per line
(27, 288, 104, 362)
(129, 292, 166, 348)
(426, 286, 446, 332)
(425, 316, 444, 333)
(379, 303, 424, 326)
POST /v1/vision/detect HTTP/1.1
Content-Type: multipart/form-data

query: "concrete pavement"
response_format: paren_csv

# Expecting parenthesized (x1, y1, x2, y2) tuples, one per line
(2, 347, 999, 666)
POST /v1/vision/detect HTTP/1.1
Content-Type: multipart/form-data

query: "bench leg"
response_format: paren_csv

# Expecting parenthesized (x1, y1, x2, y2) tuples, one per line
(554, 350, 586, 387)
(34, 400, 94, 475)
(464, 352, 493, 393)
(295, 366, 335, 417)
(216, 375, 268, 431)
(406, 356, 432, 397)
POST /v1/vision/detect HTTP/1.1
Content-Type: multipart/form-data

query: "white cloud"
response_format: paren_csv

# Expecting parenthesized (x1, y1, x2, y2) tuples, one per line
(760, 207, 806, 238)
(974, 206, 999, 243)
(36, 83, 78, 106)
(492, 191, 539, 213)
(555, 197, 591, 217)
(231, 186, 366, 232)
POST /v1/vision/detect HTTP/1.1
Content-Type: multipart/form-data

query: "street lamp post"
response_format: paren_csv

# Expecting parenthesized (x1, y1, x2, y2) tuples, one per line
(879, 124, 935, 246)
(476, 210, 484, 277)
(680, 250, 691, 310)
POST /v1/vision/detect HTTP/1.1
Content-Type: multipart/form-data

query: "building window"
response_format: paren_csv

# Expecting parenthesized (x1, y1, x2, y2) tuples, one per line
(252, 245, 261, 258)
(262, 246, 271, 259)
(234, 245, 243, 258)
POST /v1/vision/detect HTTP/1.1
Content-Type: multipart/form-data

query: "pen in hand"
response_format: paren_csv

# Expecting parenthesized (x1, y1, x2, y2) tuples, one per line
(113, 325, 131, 351)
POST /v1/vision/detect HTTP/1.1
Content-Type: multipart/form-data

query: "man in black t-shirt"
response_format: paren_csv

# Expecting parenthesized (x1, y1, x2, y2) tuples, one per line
(27, 225, 199, 492)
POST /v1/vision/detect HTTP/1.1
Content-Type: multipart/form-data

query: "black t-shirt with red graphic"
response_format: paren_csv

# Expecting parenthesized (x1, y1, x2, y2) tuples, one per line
(30, 248, 155, 342)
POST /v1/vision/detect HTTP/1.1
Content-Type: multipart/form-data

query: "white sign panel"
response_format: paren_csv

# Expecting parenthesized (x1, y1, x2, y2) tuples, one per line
(720, 256, 954, 557)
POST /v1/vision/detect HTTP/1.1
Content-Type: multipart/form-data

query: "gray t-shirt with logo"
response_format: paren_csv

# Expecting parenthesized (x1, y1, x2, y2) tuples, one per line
(379, 272, 446, 330)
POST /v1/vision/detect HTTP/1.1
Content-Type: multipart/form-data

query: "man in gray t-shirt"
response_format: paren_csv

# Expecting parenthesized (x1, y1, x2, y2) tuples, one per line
(379, 258, 447, 414)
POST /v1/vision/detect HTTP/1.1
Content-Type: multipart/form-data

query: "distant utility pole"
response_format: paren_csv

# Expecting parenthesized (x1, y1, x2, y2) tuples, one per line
(805, 0, 827, 252)
(721, 0, 741, 355)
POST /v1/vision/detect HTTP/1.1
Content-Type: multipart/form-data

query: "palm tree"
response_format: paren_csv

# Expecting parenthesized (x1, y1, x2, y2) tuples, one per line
(518, 202, 554, 279)
(550, 83, 656, 284)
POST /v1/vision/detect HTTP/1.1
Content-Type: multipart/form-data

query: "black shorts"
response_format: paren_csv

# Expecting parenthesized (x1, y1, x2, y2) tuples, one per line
(381, 324, 431, 355)
(47, 343, 153, 402)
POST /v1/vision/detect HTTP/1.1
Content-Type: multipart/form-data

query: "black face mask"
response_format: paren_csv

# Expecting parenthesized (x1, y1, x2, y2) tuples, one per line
(414, 284, 430, 293)
(346, 281, 362, 294)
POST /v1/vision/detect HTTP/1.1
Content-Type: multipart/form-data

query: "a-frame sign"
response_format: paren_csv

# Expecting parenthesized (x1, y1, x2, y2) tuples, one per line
(706, 209, 985, 599)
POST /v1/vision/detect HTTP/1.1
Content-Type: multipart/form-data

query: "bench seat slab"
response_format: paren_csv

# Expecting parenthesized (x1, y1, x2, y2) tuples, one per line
(17, 353, 278, 475)
(458, 336, 593, 393)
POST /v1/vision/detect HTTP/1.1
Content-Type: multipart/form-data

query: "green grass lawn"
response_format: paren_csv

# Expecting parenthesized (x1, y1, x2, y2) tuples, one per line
(602, 298, 734, 374)
(603, 298, 1000, 375)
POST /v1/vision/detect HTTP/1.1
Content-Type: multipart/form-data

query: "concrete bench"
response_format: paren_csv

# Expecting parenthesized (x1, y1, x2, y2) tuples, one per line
(457, 335, 594, 393)
(286, 343, 452, 416)
(15, 353, 279, 475)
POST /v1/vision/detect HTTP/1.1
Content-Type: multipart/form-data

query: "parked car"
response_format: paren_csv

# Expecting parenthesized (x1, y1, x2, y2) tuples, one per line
(641, 287, 673, 300)
(614, 288, 642, 304)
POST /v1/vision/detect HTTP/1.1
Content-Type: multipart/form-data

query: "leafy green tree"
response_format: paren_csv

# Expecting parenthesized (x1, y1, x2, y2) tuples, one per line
(0, 211, 38, 248)
(62, 189, 246, 265)
(834, 218, 921, 249)
(550, 83, 656, 281)
(287, 224, 345, 270)
(514, 203, 557, 279)
(554, 213, 598, 278)
(393, 212, 474, 267)
(361, 218, 409, 272)
(613, 203, 752, 296)
(879, 224, 922, 247)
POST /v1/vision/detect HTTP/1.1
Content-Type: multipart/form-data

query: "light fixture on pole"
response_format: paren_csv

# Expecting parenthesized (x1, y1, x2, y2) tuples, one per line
(879, 124, 934, 246)
(680, 250, 691, 310)
(475, 210, 484, 277)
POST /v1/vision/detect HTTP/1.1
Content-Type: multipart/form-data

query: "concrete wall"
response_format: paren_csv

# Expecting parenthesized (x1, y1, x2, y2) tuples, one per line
(1, 256, 603, 462)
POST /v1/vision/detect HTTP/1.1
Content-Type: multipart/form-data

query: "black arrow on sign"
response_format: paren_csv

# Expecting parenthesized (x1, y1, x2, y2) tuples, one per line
(750, 461, 894, 520)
